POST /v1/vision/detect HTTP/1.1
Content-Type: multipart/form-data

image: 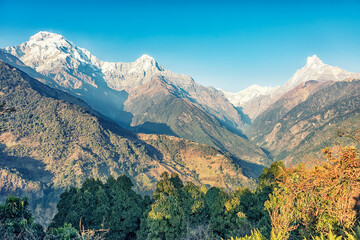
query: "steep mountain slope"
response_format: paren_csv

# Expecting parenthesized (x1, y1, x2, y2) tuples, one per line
(250, 80, 331, 138)
(3, 31, 243, 130)
(222, 55, 359, 119)
(249, 79, 360, 165)
(123, 76, 270, 165)
(0, 31, 271, 166)
(0, 62, 258, 225)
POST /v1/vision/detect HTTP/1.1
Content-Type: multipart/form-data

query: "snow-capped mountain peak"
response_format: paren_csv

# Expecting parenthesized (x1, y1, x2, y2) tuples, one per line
(221, 84, 279, 107)
(3, 31, 223, 102)
(1, 31, 245, 132)
(4, 31, 168, 88)
(5, 31, 99, 73)
(132, 54, 164, 72)
(137, 54, 154, 61)
(221, 54, 359, 119)
(29, 31, 65, 42)
(283, 55, 358, 92)
(306, 54, 323, 66)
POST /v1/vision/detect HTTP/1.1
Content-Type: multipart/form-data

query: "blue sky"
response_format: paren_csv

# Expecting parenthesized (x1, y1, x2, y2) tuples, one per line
(0, 0, 360, 91)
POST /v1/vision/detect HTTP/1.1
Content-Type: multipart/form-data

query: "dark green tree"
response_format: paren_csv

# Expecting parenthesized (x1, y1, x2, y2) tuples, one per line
(138, 172, 186, 240)
(50, 176, 146, 240)
(204, 187, 229, 237)
(105, 176, 146, 239)
(182, 182, 208, 226)
(0, 196, 44, 240)
(45, 223, 79, 240)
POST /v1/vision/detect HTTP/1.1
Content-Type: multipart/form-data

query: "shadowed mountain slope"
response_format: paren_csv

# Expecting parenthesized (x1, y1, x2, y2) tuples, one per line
(0, 61, 259, 225)
(249, 79, 360, 165)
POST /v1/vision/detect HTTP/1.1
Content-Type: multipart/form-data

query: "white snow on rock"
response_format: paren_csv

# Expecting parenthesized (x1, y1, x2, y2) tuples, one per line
(282, 55, 359, 92)
(221, 55, 359, 107)
(3, 31, 244, 128)
(222, 85, 279, 107)
(4, 31, 199, 91)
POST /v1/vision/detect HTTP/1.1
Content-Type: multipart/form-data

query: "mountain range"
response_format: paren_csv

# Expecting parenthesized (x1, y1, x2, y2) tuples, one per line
(4, 31, 242, 129)
(1, 31, 270, 166)
(230, 56, 360, 164)
(248, 78, 360, 165)
(1, 31, 360, 226)
(223, 55, 360, 119)
(0, 61, 260, 225)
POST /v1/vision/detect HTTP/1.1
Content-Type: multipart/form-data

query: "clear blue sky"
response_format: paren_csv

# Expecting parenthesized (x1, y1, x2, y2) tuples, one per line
(1, 0, 360, 92)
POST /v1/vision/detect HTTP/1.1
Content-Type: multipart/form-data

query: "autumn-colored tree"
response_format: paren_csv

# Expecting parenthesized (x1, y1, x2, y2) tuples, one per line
(266, 144, 360, 239)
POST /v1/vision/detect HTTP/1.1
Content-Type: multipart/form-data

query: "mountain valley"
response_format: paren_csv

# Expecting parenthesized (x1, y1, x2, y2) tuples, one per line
(0, 61, 260, 225)
(1, 31, 360, 230)
(1, 32, 270, 166)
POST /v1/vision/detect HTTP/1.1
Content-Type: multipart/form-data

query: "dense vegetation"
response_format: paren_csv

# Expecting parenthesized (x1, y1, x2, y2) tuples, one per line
(1, 54, 360, 240)
(0, 196, 44, 239)
(0, 168, 274, 240)
(0, 62, 256, 225)
(2, 140, 359, 239)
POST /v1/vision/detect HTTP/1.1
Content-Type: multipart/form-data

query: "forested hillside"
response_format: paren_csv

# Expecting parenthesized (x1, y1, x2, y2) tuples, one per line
(0, 62, 257, 225)
(1, 139, 359, 239)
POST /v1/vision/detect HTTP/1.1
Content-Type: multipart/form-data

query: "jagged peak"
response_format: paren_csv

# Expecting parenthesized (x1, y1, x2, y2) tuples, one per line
(306, 55, 324, 66)
(133, 54, 164, 71)
(29, 31, 65, 42)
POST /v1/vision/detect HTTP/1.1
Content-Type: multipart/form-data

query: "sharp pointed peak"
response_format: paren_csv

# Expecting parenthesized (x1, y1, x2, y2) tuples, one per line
(29, 31, 65, 41)
(131, 54, 164, 72)
(306, 55, 323, 66)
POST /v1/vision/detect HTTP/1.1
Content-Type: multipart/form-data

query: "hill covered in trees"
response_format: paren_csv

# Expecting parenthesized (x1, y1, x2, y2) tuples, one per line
(1, 138, 359, 239)
(0, 62, 260, 226)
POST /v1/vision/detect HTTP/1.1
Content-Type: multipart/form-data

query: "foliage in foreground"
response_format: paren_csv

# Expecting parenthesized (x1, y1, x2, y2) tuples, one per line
(265, 144, 360, 239)
(49, 176, 147, 240)
(228, 229, 356, 240)
(1, 139, 360, 239)
(0, 196, 44, 240)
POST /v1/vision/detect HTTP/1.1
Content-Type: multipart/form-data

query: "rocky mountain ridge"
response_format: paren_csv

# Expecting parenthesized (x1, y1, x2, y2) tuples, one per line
(4, 31, 242, 130)
(221, 55, 360, 119)
(1, 32, 271, 166)
(249, 79, 360, 165)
